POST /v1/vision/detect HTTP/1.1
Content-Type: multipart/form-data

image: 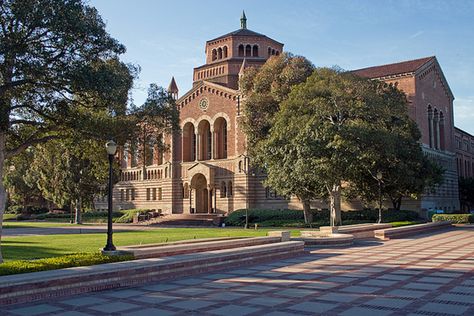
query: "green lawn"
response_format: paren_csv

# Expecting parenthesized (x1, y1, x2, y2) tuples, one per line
(2, 221, 78, 229)
(1, 220, 422, 262)
(1, 228, 303, 261)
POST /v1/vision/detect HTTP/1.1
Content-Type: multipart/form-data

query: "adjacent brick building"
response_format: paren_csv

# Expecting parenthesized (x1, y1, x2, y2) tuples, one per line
(454, 127, 474, 179)
(100, 14, 463, 215)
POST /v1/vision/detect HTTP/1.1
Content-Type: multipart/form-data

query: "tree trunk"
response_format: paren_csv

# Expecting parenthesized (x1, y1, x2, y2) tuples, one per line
(75, 197, 82, 224)
(302, 199, 313, 226)
(329, 183, 342, 227)
(0, 131, 7, 263)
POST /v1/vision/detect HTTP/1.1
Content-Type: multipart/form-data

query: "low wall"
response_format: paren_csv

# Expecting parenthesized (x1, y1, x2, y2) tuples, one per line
(374, 221, 451, 240)
(0, 241, 305, 306)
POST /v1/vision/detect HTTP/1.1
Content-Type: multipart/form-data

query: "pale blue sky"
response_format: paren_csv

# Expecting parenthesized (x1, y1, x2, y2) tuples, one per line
(89, 0, 474, 134)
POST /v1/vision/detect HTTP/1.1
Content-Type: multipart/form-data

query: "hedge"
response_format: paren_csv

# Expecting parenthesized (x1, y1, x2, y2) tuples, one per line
(17, 210, 125, 221)
(432, 214, 474, 224)
(0, 253, 134, 276)
(225, 208, 420, 227)
(114, 209, 151, 223)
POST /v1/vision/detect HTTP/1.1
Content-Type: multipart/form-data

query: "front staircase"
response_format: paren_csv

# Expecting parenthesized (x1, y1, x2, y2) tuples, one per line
(142, 214, 226, 227)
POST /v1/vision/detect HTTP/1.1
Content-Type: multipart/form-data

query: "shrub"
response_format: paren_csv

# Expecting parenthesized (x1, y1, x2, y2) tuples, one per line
(6, 205, 23, 214)
(114, 209, 151, 223)
(432, 214, 473, 224)
(27, 206, 49, 214)
(0, 253, 134, 276)
(225, 208, 420, 227)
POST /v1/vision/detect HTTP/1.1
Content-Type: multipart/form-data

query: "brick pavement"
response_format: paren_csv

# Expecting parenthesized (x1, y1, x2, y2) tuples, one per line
(2, 227, 474, 315)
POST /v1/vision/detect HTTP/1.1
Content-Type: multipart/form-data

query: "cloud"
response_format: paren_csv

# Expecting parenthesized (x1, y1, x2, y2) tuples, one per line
(409, 31, 424, 39)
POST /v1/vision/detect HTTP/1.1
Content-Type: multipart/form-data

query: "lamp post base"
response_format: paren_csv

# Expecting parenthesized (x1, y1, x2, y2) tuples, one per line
(101, 249, 128, 256)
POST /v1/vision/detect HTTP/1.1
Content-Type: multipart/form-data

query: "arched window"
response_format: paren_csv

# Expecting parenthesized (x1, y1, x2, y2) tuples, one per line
(220, 181, 227, 198)
(434, 109, 439, 150)
(123, 143, 129, 168)
(198, 120, 211, 160)
(223, 46, 228, 58)
(228, 181, 233, 197)
(131, 142, 138, 167)
(213, 117, 227, 159)
(245, 44, 251, 57)
(238, 44, 244, 57)
(212, 49, 217, 61)
(164, 167, 168, 178)
(428, 105, 433, 148)
(145, 141, 154, 166)
(439, 111, 445, 150)
(218, 47, 222, 59)
(275, 51, 280, 56)
(271, 49, 276, 55)
(238, 161, 243, 173)
(268, 47, 272, 57)
(183, 122, 195, 162)
(252, 45, 258, 57)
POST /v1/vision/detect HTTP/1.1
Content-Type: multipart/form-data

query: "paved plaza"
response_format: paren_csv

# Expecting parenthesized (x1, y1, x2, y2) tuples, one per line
(2, 227, 474, 315)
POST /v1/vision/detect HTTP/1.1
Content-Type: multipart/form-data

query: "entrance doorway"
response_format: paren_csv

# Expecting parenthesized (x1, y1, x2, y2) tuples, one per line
(191, 173, 209, 213)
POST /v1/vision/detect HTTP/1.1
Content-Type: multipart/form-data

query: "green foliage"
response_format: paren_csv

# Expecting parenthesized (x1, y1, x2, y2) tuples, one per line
(30, 137, 114, 211)
(240, 52, 314, 156)
(225, 209, 420, 227)
(432, 214, 474, 224)
(0, 253, 134, 276)
(114, 209, 151, 223)
(6, 205, 23, 214)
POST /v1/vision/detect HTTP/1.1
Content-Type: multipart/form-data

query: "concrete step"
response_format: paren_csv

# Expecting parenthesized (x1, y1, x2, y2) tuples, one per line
(144, 214, 226, 227)
(0, 241, 305, 306)
(118, 236, 282, 259)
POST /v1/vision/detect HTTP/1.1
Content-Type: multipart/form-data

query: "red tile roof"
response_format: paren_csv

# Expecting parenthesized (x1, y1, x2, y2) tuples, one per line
(352, 56, 435, 79)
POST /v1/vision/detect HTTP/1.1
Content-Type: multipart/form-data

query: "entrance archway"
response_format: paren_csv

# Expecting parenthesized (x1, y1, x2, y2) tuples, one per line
(191, 173, 210, 213)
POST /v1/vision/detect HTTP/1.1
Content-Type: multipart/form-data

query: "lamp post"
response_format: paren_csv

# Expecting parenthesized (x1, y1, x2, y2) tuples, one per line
(103, 140, 117, 252)
(376, 171, 383, 224)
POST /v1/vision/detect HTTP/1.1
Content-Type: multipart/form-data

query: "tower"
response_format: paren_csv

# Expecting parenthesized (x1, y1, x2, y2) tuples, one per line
(168, 76, 179, 100)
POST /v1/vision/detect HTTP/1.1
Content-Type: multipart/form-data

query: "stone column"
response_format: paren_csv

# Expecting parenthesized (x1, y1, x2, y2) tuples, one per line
(434, 115, 440, 150)
(207, 185, 212, 214)
(428, 112, 434, 148)
(195, 129, 200, 161)
(210, 127, 215, 160)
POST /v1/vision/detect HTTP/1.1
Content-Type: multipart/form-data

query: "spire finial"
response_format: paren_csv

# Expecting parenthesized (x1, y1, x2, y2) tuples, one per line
(240, 11, 247, 29)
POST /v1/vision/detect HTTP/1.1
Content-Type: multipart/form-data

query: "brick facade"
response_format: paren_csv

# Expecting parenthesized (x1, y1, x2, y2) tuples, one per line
(97, 17, 462, 215)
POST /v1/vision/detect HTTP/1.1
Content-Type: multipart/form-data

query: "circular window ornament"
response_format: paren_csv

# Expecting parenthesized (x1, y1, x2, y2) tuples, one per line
(199, 98, 209, 111)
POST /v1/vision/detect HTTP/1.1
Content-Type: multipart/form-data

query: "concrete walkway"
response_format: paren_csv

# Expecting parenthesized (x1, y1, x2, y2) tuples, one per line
(2, 227, 474, 315)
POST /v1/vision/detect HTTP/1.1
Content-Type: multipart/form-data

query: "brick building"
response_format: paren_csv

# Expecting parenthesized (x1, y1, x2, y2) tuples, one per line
(454, 127, 474, 179)
(103, 14, 462, 215)
(353, 57, 460, 212)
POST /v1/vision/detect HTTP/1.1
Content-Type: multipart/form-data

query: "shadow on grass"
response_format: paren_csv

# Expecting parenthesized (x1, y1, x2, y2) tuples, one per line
(2, 243, 73, 262)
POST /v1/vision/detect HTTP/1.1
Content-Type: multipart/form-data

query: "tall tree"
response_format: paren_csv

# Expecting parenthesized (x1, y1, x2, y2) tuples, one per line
(345, 82, 444, 217)
(258, 68, 422, 226)
(129, 84, 180, 168)
(239, 52, 314, 221)
(240, 52, 314, 157)
(3, 148, 43, 213)
(0, 0, 134, 262)
(31, 137, 113, 222)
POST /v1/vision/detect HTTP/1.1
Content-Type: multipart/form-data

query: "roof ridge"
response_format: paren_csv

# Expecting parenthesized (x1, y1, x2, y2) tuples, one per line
(353, 56, 435, 73)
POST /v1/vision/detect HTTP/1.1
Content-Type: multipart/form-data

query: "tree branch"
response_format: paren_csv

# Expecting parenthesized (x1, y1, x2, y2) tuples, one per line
(5, 135, 60, 160)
